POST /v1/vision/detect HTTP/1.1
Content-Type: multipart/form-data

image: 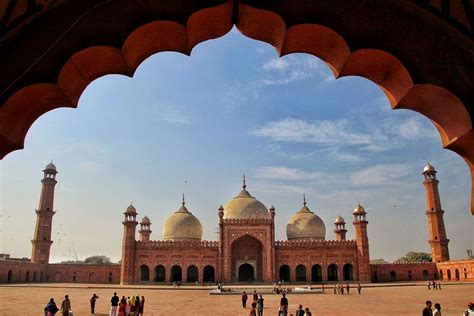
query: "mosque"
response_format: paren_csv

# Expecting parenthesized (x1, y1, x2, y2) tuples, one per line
(0, 163, 473, 284)
(122, 177, 369, 284)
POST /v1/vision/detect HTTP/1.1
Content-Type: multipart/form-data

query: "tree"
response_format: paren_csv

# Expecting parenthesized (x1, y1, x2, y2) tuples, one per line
(394, 251, 432, 263)
(84, 255, 112, 265)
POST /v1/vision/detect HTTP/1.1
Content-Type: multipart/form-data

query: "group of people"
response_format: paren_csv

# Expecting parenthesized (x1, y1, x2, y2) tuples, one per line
(241, 291, 264, 316)
(332, 283, 362, 295)
(279, 294, 312, 316)
(110, 292, 145, 316)
(427, 280, 442, 290)
(422, 300, 442, 316)
(44, 295, 72, 316)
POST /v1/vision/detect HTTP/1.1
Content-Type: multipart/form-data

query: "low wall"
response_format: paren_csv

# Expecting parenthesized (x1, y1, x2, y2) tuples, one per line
(370, 262, 437, 282)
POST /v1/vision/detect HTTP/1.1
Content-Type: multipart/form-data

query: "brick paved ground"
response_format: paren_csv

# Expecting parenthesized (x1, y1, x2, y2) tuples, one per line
(0, 283, 472, 315)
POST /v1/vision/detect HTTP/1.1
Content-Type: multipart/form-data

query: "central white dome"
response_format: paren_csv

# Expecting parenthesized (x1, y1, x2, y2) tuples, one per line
(223, 183, 270, 220)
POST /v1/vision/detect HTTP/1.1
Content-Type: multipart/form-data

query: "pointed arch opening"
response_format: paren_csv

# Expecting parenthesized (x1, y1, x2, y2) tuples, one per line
(279, 265, 291, 283)
(186, 265, 198, 283)
(203, 265, 215, 283)
(140, 265, 150, 282)
(295, 264, 307, 282)
(171, 265, 182, 283)
(327, 264, 338, 281)
(311, 264, 322, 282)
(343, 263, 354, 281)
(155, 265, 166, 282)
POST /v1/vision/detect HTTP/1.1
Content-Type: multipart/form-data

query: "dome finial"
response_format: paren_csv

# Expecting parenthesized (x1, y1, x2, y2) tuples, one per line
(303, 194, 307, 206)
(242, 174, 247, 189)
(182, 193, 185, 206)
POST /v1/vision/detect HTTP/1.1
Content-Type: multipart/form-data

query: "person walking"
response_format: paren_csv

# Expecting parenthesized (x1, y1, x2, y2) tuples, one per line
(321, 283, 325, 294)
(427, 281, 431, 290)
(110, 292, 119, 316)
(242, 291, 248, 308)
(60, 295, 71, 316)
(90, 293, 99, 314)
(295, 304, 305, 316)
(253, 290, 258, 302)
(304, 307, 312, 316)
(256, 294, 264, 316)
(357, 282, 362, 294)
(346, 284, 350, 294)
(423, 300, 433, 316)
(433, 303, 441, 316)
(44, 298, 59, 316)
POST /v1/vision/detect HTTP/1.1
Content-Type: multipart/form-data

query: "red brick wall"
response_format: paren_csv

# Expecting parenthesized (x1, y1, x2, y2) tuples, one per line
(46, 264, 120, 284)
(133, 240, 219, 283)
(0, 260, 46, 283)
(370, 263, 437, 282)
(275, 240, 359, 282)
(436, 259, 474, 281)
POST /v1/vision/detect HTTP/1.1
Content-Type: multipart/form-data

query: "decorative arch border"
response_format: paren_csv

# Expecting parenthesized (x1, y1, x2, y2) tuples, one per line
(0, 1, 472, 214)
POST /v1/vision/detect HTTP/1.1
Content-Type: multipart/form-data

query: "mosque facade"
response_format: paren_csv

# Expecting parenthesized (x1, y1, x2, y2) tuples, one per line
(121, 178, 369, 284)
(0, 163, 473, 284)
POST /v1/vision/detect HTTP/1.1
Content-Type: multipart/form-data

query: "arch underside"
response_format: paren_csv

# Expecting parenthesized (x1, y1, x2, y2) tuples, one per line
(0, 0, 473, 214)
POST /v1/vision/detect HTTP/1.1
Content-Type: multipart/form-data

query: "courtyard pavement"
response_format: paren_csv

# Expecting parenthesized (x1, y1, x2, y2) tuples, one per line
(0, 282, 472, 315)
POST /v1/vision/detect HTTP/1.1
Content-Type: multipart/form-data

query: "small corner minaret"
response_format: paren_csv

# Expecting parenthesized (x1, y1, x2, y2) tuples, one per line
(139, 215, 152, 242)
(422, 163, 450, 262)
(353, 204, 370, 281)
(31, 162, 58, 264)
(120, 203, 138, 285)
(334, 214, 347, 241)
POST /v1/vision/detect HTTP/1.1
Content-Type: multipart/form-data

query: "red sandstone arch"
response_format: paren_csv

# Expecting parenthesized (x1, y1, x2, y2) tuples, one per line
(0, 1, 473, 214)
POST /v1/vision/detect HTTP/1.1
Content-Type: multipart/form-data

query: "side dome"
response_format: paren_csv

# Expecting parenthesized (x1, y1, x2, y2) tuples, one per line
(125, 204, 137, 215)
(163, 198, 203, 241)
(286, 197, 326, 240)
(423, 163, 436, 173)
(44, 162, 57, 172)
(353, 204, 366, 215)
(223, 178, 270, 219)
(334, 214, 345, 224)
(141, 215, 151, 224)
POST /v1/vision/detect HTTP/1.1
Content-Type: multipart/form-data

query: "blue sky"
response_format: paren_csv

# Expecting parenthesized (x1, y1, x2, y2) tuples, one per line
(1, 28, 472, 263)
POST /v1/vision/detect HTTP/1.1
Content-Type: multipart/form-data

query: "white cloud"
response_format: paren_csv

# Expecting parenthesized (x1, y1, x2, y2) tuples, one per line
(350, 164, 411, 186)
(399, 116, 436, 140)
(255, 166, 323, 181)
(152, 105, 191, 125)
(252, 117, 374, 146)
(259, 55, 333, 86)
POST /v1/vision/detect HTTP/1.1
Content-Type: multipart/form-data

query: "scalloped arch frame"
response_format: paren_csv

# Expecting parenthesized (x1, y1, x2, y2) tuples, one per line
(0, 1, 472, 214)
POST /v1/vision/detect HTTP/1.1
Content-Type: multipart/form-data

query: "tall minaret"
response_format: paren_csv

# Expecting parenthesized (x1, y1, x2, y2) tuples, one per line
(139, 215, 152, 242)
(31, 162, 58, 264)
(334, 214, 347, 241)
(353, 204, 370, 281)
(120, 204, 138, 285)
(422, 163, 450, 262)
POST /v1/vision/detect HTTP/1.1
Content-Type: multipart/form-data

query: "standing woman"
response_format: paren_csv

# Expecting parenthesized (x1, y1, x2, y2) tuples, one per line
(125, 297, 131, 315)
(118, 296, 126, 316)
(138, 296, 145, 316)
(90, 294, 99, 314)
(130, 295, 136, 315)
(60, 295, 71, 316)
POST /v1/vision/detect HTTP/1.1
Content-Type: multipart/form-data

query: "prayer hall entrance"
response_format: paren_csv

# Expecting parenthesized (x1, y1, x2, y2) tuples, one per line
(238, 263, 255, 282)
(231, 235, 263, 282)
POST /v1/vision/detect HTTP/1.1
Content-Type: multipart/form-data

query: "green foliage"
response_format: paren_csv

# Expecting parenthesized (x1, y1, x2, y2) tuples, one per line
(394, 251, 432, 263)
(84, 255, 112, 265)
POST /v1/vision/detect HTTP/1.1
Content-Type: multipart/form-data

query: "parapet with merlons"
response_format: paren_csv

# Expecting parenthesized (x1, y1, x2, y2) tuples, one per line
(222, 218, 273, 225)
(275, 239, 356, 249)
(136, 240, 219, 249)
